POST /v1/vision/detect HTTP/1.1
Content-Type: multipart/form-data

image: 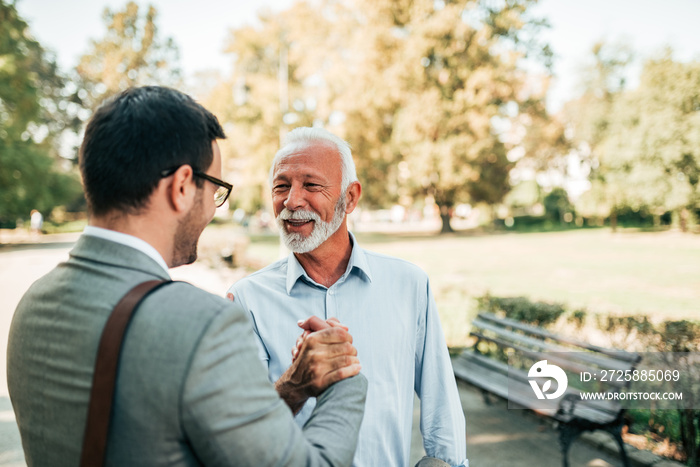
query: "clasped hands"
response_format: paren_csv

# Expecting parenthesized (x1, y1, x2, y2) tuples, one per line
(277, 316, 361, 414)
(227, 293, 359, 414)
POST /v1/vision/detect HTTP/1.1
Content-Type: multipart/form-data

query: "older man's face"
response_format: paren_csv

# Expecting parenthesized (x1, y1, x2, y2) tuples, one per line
(271, 142, 346, 252)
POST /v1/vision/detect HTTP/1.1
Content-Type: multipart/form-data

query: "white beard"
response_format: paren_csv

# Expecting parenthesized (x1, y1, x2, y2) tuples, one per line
(276, 196, 346, 253)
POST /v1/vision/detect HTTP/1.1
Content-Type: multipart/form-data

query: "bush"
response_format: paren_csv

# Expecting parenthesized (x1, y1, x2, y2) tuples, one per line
(478, 294, 566, 327)
(543, 187, 575, 222)
(476, 293, 700, 465)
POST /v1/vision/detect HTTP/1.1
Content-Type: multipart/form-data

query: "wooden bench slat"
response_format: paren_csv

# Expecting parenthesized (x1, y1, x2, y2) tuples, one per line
(469, 332, 630, 389)
(455, 351, 623, 419)
(471, 318, 636, 372)
(505, 384, 618, 425)
(478, 313, 641, 363)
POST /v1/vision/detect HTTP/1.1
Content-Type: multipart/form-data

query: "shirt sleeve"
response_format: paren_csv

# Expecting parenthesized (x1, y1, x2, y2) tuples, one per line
(180, 299, 368, 466)
(414, 278, 468, 467)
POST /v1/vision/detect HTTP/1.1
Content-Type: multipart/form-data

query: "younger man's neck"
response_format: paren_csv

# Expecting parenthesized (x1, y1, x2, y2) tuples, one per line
(89, 211, 175, 267)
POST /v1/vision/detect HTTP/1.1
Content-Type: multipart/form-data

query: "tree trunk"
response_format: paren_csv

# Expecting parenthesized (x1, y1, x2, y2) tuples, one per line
(679, 410, 699, 466)
(439, 205, 454, 234)
(610, 209, 618, 232)
(680, 208, 689, 233)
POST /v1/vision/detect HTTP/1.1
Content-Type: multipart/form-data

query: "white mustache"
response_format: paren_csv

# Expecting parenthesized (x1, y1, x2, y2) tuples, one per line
(277, 209, 321, 222)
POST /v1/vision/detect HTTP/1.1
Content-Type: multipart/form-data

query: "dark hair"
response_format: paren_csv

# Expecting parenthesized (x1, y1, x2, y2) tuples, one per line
(79, 86, 226, 216)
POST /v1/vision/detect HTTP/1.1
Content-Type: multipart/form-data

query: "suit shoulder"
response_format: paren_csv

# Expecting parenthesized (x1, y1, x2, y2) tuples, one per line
(148, 281, 246, 322)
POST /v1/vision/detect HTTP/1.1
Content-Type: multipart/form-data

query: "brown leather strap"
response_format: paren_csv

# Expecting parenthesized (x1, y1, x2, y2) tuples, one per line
(80, 279, 171, 467)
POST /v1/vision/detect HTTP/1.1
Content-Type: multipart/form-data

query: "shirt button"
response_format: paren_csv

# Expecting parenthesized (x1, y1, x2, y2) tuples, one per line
(328, 289, 334, 295)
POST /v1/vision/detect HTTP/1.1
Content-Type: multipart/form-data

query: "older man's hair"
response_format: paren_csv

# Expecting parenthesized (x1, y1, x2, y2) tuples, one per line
(269, 127, 359, 192)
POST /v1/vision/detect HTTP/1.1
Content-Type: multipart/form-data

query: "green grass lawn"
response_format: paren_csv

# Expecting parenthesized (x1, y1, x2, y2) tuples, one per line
(239, 228, 700, 346)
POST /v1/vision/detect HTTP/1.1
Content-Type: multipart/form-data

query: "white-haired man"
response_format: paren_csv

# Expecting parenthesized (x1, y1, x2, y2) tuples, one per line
(227, 127, 467, 467)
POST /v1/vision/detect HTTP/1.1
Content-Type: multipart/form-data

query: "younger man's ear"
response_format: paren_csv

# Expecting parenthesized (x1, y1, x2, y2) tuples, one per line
(167, 165, 196, 212)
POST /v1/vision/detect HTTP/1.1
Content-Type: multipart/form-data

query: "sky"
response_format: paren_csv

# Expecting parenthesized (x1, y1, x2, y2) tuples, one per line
(14, 0, 700, 112)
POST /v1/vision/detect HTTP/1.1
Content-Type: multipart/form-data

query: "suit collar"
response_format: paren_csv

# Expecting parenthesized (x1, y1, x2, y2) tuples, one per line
(70, 234, 171, 280)
(83, 226, 169, 273)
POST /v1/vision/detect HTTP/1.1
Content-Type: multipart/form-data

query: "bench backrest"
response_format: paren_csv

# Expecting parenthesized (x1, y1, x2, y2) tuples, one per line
(470, 312, 642, 391)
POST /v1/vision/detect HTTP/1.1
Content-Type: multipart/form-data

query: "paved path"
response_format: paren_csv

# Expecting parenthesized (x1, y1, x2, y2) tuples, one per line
(0, 238, 625, 467)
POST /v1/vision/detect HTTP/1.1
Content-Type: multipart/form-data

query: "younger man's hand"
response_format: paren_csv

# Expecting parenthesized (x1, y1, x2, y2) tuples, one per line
(276, 316, 360, 414)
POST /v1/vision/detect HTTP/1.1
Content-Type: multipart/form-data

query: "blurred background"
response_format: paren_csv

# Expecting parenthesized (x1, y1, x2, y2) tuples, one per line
(1, 0, 699, 465)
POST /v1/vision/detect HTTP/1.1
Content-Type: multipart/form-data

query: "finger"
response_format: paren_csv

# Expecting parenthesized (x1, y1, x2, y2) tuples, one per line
(326, 318, 349, 331)
(300, 340, 358, 362)
(290, 353, 361, 396)
(225, 292, 234, 302)
(303, 327, 353, 347)
(321, 361, 362, 387)
(298, 316, 331, 332)
(309, 355, 361, 378)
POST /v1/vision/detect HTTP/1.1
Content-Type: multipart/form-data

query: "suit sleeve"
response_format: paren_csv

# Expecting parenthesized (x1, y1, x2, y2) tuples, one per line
(415, 279, 468, 466)
(226, 283, 270, 364)
(180, 299, 367, 466)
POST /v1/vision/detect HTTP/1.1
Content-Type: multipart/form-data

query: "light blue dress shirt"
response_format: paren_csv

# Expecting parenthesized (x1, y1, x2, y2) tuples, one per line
(228, 234, 467, 467)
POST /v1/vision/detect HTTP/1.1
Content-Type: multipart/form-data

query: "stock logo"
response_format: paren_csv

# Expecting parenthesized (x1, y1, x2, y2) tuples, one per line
(528, 360, 568, 400)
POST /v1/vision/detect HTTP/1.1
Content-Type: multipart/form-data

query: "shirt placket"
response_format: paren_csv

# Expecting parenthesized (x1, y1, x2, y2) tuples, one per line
(324, 274, 347, 321)
(325, 284, 337, 321)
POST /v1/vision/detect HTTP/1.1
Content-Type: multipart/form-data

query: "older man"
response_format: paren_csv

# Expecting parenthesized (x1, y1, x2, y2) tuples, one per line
(8, 88, 366, 466)
(227, 127, 467, 467)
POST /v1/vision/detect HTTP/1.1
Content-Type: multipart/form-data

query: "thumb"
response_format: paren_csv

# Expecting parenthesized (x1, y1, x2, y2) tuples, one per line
(298, 315, 331, 332)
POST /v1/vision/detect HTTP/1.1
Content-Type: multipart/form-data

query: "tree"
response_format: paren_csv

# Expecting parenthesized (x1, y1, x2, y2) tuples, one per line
(75, 2, 181, 111)
(208, 0, 553, 232)
(601, 54, 700, 231)
(0, 0, 82, 226)
(566, 45, 700, 231)
(561, 41, 633, 229)
(386, 0, 552, 232)
(208, 2, 341, 212)
(330, 0, 409, 208)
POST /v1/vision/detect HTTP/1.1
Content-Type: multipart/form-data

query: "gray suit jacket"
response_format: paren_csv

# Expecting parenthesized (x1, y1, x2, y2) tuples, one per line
(7, 234, 367, 466)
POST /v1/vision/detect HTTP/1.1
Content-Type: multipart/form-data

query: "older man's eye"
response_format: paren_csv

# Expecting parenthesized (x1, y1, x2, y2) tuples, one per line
(273, 184, 290, 192)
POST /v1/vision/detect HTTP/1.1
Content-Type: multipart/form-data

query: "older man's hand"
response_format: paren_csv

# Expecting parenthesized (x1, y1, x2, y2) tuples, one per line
(275, 316, 360, 414)
(292, 316, 348, 362)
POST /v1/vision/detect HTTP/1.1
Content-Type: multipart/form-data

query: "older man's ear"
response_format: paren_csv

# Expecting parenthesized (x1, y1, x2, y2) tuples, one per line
(344, 181, 362, 213)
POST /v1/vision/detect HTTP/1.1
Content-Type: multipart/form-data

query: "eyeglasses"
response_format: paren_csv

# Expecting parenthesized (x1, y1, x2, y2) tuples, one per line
(161, 167, 233, 208)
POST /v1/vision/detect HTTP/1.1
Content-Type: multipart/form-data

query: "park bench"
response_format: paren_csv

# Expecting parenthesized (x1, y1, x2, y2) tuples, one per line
(452, 312, 642, 467)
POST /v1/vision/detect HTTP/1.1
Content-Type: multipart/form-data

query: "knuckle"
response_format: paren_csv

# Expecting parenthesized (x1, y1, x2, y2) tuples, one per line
(305, 333, 319, 345)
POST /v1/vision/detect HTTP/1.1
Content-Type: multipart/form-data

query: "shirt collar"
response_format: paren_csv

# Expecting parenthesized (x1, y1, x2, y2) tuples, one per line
(83, 225, 170, 275)
(285, 231, 373, 295)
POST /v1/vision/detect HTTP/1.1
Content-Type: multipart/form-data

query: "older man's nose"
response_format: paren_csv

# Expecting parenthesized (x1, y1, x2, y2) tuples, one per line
(284, 185, 306, 210)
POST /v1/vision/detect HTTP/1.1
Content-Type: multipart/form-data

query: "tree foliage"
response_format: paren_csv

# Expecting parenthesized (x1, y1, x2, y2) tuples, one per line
(0, 0, 82, 225)
(602, 55, 700, 226)
(75, 2, 181, 110)
(391, 0, 551, 232)
(213, 0, 552, 233)
(566, 44, 700, 231)
(203, 3, 338, 212)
